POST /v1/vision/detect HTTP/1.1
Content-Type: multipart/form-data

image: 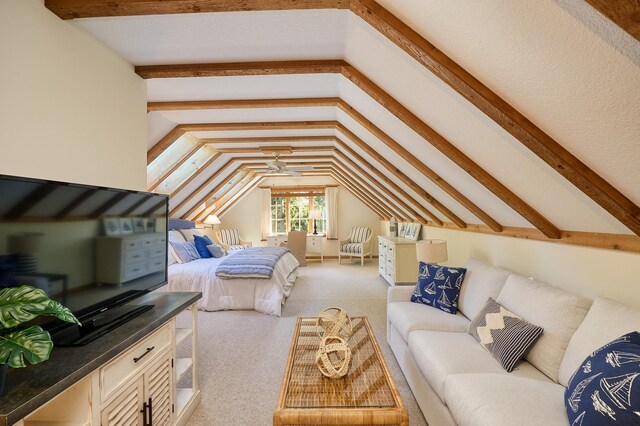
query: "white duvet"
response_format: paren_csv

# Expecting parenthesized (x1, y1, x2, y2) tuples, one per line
(163, 251, 299, 316)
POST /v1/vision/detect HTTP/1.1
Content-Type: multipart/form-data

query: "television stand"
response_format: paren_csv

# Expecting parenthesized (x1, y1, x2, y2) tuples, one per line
(54, 304, 153, 346)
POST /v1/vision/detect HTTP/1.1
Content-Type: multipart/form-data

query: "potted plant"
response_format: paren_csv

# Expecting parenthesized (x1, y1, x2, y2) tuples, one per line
(0, 285, 80, 395)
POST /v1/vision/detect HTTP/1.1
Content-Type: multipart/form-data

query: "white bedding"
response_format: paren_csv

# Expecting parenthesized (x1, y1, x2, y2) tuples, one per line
(163, 250, 299, 316)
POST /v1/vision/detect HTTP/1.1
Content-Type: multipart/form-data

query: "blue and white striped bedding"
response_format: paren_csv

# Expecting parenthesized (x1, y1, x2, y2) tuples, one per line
(216, 247, 291, 279)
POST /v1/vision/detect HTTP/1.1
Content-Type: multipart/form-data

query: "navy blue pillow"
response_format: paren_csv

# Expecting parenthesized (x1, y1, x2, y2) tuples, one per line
(193, 235, 213, 259)
(410, 262, 467, 314)
(565, 332, 640, 425)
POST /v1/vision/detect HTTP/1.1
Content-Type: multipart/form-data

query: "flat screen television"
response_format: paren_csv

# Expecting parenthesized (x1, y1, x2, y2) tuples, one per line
(0, 174, 168, 345)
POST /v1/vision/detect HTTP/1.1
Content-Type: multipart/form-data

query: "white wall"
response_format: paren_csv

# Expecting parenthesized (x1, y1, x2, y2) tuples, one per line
(0, 0, 147, 190)
(220, 177, 381, 256)
(381, 222, 640, 308)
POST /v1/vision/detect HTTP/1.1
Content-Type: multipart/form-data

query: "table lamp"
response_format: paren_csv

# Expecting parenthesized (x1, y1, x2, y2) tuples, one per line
(204, 214, 221, 229)
(416, 239, 447, 265)
(309, 210, 322, 235)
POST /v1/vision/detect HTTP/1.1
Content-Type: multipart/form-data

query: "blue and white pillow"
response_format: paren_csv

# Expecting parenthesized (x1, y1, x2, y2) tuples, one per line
(565, 332, 640, 425)
(207, 243, 226, 258)
(168, 241, 200, 264)
(193, 235, 213, 258)
(411, 262, 467, 314)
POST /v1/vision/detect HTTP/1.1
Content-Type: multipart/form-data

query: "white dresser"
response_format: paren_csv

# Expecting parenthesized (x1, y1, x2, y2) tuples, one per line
(96, 233, 167, 285)
(266, 234, 324, 263)
(378, 235, 419, 286)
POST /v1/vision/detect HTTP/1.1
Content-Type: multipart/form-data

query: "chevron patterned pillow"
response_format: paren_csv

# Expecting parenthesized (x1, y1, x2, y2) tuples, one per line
(469, 297, 544, 372)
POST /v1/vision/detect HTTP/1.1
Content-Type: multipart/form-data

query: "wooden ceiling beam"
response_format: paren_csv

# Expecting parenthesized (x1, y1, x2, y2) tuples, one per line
(5, 185, 57, 220)
(329, 157, 424, 222)
(214, 146, 335, 154)
(121, 194, 155, 217)
(325, 171, 387, 219)
(170, 152, 222, 198)
(204, 136, 335, 144)
(146, 99, 500, 231)
(89, 192, 129, 218)
(148, 142, 205, 192)
(148, 98, 341, 112)
(349, 1, 640, 236)
(218, 176, 266, 218)
(207, 173, 260, 219)
(148, 126, 186, 165)
(184, 169, 249, 221)
(45, 0, 349, 19)
(54, 188, 98, 220)
(584, 0, 640, 43)
(136, 60, 347, 79)
(194, 172, 256, 222)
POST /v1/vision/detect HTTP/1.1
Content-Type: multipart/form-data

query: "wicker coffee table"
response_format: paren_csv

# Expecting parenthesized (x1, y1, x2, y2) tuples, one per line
(274, 317, 408, 425)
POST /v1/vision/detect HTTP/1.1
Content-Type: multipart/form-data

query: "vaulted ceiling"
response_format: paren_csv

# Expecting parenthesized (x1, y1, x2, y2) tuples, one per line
(45, 0, 640, 252)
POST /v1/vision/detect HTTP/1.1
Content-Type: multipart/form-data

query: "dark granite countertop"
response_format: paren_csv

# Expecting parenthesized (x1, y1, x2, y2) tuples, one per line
(0, 291, 201, 426)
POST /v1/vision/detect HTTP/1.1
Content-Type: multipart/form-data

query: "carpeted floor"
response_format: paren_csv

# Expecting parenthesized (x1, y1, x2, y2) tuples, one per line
(178, 259, 428, 426)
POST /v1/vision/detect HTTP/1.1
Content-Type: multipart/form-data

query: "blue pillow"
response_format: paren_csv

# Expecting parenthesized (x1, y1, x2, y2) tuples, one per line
(193, 235, 213, 258)
(565, 332, 640, 425)
(410, 262, 467, 314)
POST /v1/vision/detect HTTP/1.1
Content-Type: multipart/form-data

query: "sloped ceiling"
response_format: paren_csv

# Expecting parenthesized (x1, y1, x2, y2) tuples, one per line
(48, 0, 640, 251)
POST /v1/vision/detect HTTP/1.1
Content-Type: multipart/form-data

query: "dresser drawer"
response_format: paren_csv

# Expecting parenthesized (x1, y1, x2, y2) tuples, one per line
(123, 239, 141, 250)
(148, 256, 165, 273)
(124, 248, 147, 264)
(123, 261, 147, 282)
(100, 321, 172, 402)
(149, 246, 165, 258)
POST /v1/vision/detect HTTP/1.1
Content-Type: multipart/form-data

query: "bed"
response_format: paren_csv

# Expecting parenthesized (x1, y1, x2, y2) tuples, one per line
(162, 219, 299, 316)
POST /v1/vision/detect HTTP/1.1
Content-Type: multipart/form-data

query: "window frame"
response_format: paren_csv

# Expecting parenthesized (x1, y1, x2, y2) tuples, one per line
(269, 190, 327, 235)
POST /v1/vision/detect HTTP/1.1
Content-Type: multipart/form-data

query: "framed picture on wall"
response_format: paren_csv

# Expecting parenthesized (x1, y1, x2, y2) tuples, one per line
(132, 217, 145, 233)
(119, 218, 134, 234)
(103, 218, 120, 236)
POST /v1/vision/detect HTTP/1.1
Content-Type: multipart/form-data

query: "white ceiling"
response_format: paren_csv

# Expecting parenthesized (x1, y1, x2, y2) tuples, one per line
(72, 3, 640, 235)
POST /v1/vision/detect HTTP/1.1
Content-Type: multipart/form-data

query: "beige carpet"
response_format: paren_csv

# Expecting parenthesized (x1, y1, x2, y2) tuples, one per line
(178, 259, 428, 426)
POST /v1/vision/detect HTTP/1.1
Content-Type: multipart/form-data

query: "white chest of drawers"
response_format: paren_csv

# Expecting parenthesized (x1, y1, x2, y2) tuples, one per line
(378, 236, 419, 286)
(266, 234, 324, 263)
(96, 233, 167, 285)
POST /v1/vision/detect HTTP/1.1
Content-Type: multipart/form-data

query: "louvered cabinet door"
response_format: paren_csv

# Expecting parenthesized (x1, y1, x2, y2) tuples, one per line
(101, 378, 144, 426)
(145, 352, 174, 426)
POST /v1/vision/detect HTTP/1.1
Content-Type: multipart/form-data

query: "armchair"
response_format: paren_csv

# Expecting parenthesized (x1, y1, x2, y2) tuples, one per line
(214, 228, 252, 251)
(338, 227, 373, 266)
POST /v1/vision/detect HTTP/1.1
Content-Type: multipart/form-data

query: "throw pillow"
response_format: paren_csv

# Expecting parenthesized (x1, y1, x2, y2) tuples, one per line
(168, 241, 200, 264)
(193, 235, 213, 258)
(468, 298, 544, 372)
(564, 332, 640, 425)
(207, 243, 226, 258)
(410, 263, 467, 314)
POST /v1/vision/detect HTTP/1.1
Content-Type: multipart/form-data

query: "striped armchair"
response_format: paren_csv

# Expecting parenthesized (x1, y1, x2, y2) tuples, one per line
(214, 229, 252, 251)
(338, 227, 373, 266)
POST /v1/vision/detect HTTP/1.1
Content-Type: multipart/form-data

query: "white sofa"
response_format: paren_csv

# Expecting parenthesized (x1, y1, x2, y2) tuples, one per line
(387, 257, 640, 426)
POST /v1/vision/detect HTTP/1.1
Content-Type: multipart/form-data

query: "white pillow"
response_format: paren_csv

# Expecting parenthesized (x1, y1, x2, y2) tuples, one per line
(558, 297, 640, 386)
(169, 241, 200, 264)
(457, 258, 511, 320)
(167, 250, 177, 266)
(179, 228, 202, 241)
(496, 274, 591, 382)
(168, 230, 187, 243)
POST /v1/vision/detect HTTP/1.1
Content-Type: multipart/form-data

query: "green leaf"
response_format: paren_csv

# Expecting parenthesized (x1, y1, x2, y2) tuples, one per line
(0, 286, 52, 329)
(0, 286, 80, 329)
(0, 325, 53, 368)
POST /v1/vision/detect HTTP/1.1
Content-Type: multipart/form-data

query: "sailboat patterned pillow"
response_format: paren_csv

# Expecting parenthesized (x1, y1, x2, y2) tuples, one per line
(564, 331, 640, 425)
(410, 262, 466, 314)
(468, 298, 544, 372)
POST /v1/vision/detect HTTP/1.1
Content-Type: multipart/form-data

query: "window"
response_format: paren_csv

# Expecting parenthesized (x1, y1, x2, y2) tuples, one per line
(270, 191, 327, 234)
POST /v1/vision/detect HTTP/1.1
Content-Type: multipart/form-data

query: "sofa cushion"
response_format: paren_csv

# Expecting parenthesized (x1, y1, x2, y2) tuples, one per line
(497, 274, 591, 382)
(411, 263, 467, 314)
(559, 297, 640, 386)
(444, 374, 567, 426)
(564, 331, 640, 426)
(408, 331, 551, 401)
(468, 298, 544, 372)
(457, 258, 511, 321)
(388, 302, 470, 342)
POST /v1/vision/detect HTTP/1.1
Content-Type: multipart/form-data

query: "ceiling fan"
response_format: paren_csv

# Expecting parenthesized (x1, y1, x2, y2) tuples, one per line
(266, 153, 315, 176)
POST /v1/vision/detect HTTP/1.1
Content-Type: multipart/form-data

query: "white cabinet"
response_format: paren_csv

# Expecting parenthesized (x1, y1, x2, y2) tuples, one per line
(306, 235, 324, 263)
(266, 234, 325, 263)
(378, 236, 418, 286)
(96, 234, 167, 285)
(20, 302, 200, 426)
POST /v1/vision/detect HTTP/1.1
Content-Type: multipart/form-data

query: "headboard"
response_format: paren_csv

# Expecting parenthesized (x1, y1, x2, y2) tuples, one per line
(168, 218, 195, 231)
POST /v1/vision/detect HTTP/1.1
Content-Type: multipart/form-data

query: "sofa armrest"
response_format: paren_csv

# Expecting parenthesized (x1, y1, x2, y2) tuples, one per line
(339, 238, 351, 246)
(361, 236, 372, 253)
(387, 286, 415, 304)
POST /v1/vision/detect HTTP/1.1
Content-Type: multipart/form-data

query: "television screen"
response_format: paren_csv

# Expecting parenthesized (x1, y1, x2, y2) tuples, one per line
(0, 175, 168, 329)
